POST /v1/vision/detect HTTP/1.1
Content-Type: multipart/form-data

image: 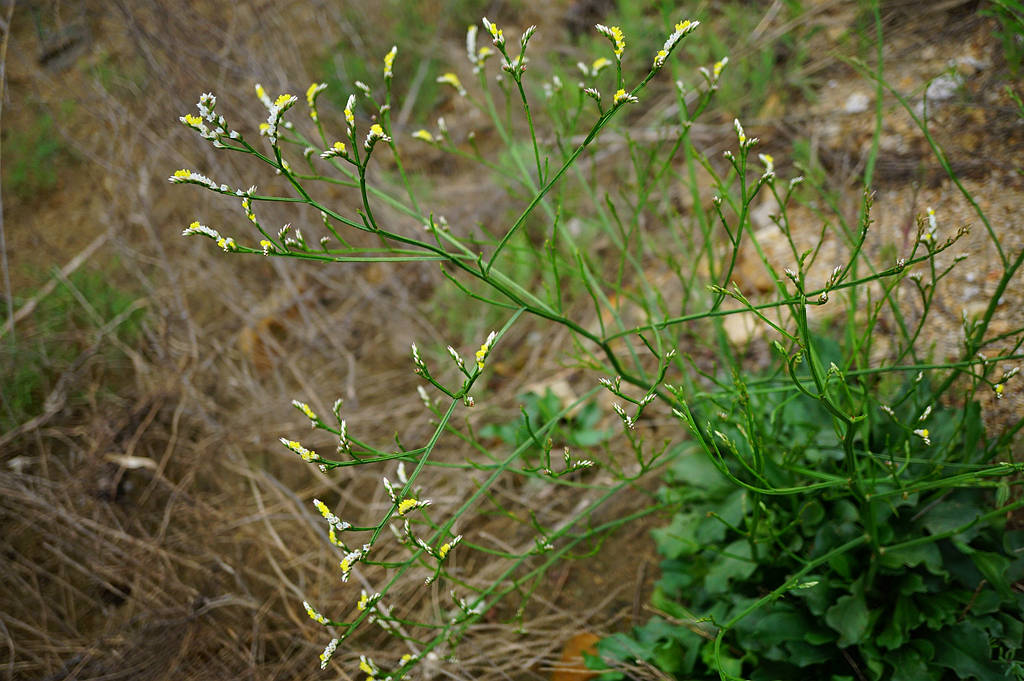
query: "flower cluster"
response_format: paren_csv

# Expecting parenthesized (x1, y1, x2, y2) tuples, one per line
(181, 220, 221, 240)
(475, 330, 496, 370)
(169, 168, 217, 189)
(364, 123, 391, 151)
(436, 72, 466, 96)
(613, 88, 638, 106)
(612, 402, 637, 430)
(383, 476, 431, 517)
(383, 45, 397, 80)
(320, 140, 348, 159)
(339, 544, 371, 582)
(280, 437, 316, 462)
(257, 90, 297, 145)
(596, 24, 625, 60)
(178, 92, 240, 147)
(577, 56, 612, 78)
(313, 498, 351, 548)
(995, 366, 1020, 399)
(920, 207, 938, 243)
(482, 17, 504, 49)
(412, 129, 435, 143)
(305, 82, 327, 122)
(465, 24, 495, 73)
(653, 19, 700, 69)
(699, 56, 729, 89)
(319, 638, 339, 670)
(733, 118, 758, 150)
(304, 600, 329, 626)
(292, 399, 319, 427)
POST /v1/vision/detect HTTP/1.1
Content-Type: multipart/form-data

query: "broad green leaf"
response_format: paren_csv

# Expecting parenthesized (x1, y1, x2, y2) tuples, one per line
(878, 541, 946, 576)
(918, 589, 967, 629)
(970, 551, 1013, 599)
(784, 639, 832, 667)
(825, 586, 870, 647)
(668, 451, 733, 494)
(737, 606, 810, 648)
(921, 497, 984, 543)
(889, 647, 930, 681)
(791, 576, 833, 617)
(877, 595, 924, 650)
(932, 622, 1005, 681)
(652, 512, 702, 559)
(704, 540, 756, 594)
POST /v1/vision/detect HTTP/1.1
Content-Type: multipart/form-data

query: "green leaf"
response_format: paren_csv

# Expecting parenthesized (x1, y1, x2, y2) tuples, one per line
(825, 584, 870, 647)
(898, 572, 927, 596)
(877, 595, 924, 650)
(668, 451, 733, 494)
(704, 540, 756, 594)
(792, 576, 833, 617)
(889, 647, 931, 681)
(784, 639, 833, 667)
(970, 551, 1014, 599)
(918, 589, 966, 629)
(921, 497, 984, 543)
(696, 489, 746, 545)
(993, 612, 1024, 651)
(823, 577, 872, 647)
(879, 541, 947, 576)
(737, 606, 811, 648)
(652, 512, 702, 559)
(932, 622, 1006, 680)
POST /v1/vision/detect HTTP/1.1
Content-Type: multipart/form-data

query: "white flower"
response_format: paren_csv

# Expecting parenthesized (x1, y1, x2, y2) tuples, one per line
(319, 638, 339, 670)
(181, 220, 221, 240)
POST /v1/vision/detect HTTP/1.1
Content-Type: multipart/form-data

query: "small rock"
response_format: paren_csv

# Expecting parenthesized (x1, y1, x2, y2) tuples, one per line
(844, 91, 870, 114)
(925, 73, 962, 101)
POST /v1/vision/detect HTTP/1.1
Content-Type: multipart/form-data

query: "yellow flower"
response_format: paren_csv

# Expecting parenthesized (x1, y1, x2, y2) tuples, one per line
(174, 169, 191, 179)
(613, 88, 637, 105)
(274, 93, 293, 107)
(436, 72, 465, 95)
(609, 25, 625, 58)
(344, 94, 356, 127)
(397, 498, 419, 515)
(412, 129, 435, 142)
(183, 113, 203, 126)
(305, 83, 320, 106)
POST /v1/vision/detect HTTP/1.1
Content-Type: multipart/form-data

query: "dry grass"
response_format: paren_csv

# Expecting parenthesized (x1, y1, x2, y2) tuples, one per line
(0, 2, 645, 679)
